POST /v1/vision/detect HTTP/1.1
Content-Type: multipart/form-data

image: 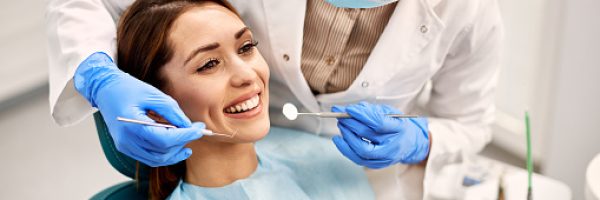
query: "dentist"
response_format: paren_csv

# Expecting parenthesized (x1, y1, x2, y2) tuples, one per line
(46, 0, 502, 199)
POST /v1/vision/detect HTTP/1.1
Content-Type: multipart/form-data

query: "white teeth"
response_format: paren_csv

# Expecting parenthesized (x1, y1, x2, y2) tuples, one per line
(226, 95, 260, 113)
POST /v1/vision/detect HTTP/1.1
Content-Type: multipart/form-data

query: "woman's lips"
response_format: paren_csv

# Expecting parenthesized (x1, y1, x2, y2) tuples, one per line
(224, 90, 261, 109)
(223, 95, 263, 119)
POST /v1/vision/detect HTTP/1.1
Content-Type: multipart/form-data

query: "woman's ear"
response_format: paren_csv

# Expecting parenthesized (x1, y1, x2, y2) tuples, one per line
(147, 110, 170, 125)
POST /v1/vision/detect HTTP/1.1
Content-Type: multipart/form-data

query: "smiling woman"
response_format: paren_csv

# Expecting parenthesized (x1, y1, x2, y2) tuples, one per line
(116, 0, 373, 199)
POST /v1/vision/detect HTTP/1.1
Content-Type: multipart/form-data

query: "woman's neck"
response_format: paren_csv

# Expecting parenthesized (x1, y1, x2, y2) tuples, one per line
(184, 140, 257, 187)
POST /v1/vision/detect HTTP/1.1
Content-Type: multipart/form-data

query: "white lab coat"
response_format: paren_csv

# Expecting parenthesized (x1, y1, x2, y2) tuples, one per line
(46, 0, 503, 199)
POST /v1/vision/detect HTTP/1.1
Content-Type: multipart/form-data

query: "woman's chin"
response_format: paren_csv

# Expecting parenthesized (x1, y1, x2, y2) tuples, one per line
(202, 120, 270, 143)
(230, 121, 270, 143)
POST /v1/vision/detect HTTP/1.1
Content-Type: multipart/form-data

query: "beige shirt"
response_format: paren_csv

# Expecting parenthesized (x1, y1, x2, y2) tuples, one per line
(301, 0, 397, 94)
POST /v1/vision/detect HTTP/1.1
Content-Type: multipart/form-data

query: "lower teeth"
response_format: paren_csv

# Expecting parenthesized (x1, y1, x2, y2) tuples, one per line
(230, 107, 253, 114)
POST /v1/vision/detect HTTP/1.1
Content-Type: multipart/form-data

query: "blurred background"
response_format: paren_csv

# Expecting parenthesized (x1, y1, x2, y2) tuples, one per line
(0, 0, 598, 199)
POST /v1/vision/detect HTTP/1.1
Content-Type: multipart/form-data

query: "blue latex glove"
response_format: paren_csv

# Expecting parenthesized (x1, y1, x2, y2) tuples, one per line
(332, 102, 430, 169)
(325, 0, 398, 8)
(74, 52, 204, 167)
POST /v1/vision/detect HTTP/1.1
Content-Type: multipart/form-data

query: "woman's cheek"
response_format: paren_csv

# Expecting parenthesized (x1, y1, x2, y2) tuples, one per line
(183, 89, 217, 120)
(167, 82, 205, 119)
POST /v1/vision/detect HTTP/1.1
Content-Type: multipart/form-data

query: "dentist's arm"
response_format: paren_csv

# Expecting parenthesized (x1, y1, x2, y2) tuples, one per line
(46, 0, 203, 167)
(420, 0, 503, 197)
(331, 0, 502, 174)
(46, 0, 122, 125)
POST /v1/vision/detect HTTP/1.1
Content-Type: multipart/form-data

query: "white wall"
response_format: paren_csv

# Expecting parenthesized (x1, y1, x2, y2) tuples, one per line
(0, 1, 48, 103)
(542, 0, 600, 198)
(495, 0, 600, 198)
(493, 0, 600, 198)
(493, 0, 561, 163)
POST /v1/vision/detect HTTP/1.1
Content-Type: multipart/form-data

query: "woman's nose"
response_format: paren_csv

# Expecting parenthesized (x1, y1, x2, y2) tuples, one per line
(229, 59, 257, 88)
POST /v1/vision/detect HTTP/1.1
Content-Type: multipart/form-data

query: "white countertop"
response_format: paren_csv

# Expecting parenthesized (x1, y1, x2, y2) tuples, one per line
(463, 156, 571, 200)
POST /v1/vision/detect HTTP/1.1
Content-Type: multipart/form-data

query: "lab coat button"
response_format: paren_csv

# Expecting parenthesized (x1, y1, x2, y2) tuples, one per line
(420, 25, 428, 33)
(325, 56, 335, 65)
(283, 54, 290, 61)
(361, 81, 369, 88)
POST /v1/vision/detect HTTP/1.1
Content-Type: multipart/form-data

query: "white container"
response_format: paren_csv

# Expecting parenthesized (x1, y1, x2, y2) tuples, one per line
(586, 154, 600, 200)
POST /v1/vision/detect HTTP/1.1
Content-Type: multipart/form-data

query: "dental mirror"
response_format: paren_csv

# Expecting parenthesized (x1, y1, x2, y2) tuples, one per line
(282, 102, 420, 120)
(282, 103, 299, 120)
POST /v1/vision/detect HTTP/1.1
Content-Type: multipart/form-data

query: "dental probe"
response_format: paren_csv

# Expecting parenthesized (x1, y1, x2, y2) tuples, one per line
(282, 103, 420, 120)
(116, 117, 236, 138)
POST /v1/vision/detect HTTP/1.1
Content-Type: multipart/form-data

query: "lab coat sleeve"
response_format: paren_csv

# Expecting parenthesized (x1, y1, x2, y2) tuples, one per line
(45, 0, 124, 126)
(422, 0, 503, 198)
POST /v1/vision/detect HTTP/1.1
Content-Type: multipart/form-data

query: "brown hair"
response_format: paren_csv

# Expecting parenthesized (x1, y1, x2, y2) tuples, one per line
(116, 0, 238, 199)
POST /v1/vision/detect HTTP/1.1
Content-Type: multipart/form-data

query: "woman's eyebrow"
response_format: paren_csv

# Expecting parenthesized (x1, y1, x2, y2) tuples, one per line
(184, 43, 220, 65)
(184, 27, 250, 66)
(235, 27, 250, 39)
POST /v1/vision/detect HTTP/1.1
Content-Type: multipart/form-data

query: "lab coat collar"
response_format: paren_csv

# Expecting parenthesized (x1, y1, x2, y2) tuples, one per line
(261, 0, 444, 112)
(261, 0, 321, 112)
(316, 0, 445, 104)
(426, 0, 443, 7)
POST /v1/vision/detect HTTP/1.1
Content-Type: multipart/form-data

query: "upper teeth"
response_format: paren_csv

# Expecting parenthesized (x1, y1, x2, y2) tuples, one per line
(226, 95, 260, 113)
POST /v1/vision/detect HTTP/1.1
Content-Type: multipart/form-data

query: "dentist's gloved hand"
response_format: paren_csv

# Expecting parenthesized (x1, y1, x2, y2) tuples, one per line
(74, 52, 204, 167)
(332, 102, 430, 169)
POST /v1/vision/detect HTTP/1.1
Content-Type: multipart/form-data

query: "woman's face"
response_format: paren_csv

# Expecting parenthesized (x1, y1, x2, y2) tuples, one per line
(160, 3, 270, 143)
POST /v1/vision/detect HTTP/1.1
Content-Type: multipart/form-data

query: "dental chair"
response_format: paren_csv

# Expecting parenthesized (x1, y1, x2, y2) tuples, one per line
(91, 112, 149, 199)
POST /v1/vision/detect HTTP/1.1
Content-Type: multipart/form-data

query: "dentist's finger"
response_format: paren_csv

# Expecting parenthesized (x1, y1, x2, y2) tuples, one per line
(138, 122, 204, 150)
(333, 136, 393, 169)
(338, 123, 377, 159)
(143, 95, 193, 128)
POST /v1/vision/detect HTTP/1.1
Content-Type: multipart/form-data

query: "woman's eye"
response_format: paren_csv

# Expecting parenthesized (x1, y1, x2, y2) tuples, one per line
(238, 40, 259, 54)
(197, 58, 220, 73)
